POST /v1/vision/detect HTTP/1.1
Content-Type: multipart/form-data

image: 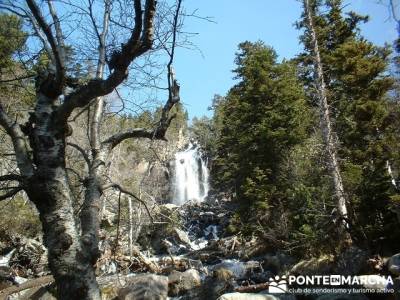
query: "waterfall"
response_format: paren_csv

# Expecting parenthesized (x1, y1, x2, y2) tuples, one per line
(171, 142, 209, 205)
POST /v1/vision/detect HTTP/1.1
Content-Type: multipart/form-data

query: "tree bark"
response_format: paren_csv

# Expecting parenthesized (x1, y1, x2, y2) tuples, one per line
(386, 160, 398, 189)
(0, 0, 181, 298)
(303, 0, 352, 245)
(25, 92, 101, 300)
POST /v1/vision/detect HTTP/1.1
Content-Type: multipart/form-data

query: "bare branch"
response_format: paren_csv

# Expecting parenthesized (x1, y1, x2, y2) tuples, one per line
(161, 0, 182, 127)
(0, 276, 54, 299)
(26, 0, 65, 90)
(0, 5, 27, 18)
(141, 0, 157, 48)
(47, 0, 66, 63)
(0, 74, 35, 83)
(133, 0, 144, 42)
(167, 0, 182, 100)
(56, 0, 157, 124)
(67, 142, 91, 167)
(0, 174, 23, 182)
(87, 0, 102, 45)
(101, 0, 182, 149)
(102, 127, 166, 149)
(101, 182, 153, 222)
(66, 167, 85, 183)
(0, 102, 33, 177)
(27, 13, 56, 64)
(0, 187, 24, 201)
(90, 0, 111, 153)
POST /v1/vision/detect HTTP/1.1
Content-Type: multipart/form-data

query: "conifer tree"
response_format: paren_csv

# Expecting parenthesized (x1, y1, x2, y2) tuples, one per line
(213, 41, 309, 230)
(298, 0, 399, 250)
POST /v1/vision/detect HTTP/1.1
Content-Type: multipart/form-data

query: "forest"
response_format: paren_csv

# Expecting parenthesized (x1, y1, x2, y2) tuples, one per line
(0, 0, 399, 300)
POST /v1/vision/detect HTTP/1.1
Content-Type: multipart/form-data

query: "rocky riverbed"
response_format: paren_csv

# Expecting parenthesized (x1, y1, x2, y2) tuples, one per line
(0, 199, 399, 300)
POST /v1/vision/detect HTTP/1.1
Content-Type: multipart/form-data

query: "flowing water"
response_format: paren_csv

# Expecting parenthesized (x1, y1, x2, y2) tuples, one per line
(171, 142, 209, 205)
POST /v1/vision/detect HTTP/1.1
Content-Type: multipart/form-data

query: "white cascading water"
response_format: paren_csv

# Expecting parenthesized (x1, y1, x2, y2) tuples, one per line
(172, 142, 209, 205)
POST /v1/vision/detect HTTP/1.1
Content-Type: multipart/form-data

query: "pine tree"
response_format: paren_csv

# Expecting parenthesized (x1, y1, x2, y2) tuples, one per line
(297, 0, 399, 250)
(213, 41, 309, 232)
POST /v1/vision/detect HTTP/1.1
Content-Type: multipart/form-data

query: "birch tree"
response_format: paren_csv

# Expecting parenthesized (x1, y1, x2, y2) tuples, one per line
(0, 0, 183, 299)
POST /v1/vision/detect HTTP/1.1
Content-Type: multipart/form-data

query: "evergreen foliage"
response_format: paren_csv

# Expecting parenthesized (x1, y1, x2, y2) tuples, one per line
(205, 2, 400, 255)
(297, 0, 399, 251)
(212, 41, 310, 235)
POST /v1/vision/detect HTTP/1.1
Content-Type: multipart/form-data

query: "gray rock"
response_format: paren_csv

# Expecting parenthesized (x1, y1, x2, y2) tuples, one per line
(263, 253, 295, 274)
(173, 228, 191, 246)
(388, 253, 400, 276)
(118, 274, 168, 300)
(334, 246, 368, 275)
(212, 260, 246, 279)
(290, 255, 334, 275)
(161, 203, 179, 211)
(202, 271, 235, 299)
(0, 249, 15, 267)
(168, 269, 201, 296)
(217, 293, 281, 300)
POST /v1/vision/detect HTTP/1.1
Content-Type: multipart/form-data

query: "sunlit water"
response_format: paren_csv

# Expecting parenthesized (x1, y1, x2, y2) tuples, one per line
(171, 142, 209, 205)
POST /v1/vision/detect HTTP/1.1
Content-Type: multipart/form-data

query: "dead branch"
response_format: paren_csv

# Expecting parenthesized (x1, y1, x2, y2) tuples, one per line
(101, 182, 154, 223)
(0, 275, 54, 300)
(0, 174, 23, 182)
(102, 0, 183, 150)
(0, 102, 33, 177)
(0, 187, 23, 201)
(67, 142, 91, 167)
(26, 0, 65, 89)
(130, 245, 160, 273)
(56, 0, 157, 124)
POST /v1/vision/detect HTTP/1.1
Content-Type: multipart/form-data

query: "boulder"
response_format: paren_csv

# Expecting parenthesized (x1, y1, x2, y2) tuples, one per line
(212, 260, 246, 279)
(168, 269, 201, 296)
(334, 246, 368, 275)
(117, 274, 168, 300)
(217, 293, 281, 300)
(173, 228, 191, 246)
(0, 249, 15, 267)
(201, 267, 236, 299)
(290, 255, 334, 275)
(388, 253, 400, 276)
(262, 253, 295, 274)
(161, 203, 179, 211)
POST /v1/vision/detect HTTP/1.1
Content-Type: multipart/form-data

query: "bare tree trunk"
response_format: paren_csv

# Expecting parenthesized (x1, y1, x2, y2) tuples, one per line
(303, 0, 352, 245)
(386, 160, 398, 189)
(128, 197, 134, 257)
(0, 0, 180, 298)
(26, 92, 101, 300)
(80, 0, 111, 283)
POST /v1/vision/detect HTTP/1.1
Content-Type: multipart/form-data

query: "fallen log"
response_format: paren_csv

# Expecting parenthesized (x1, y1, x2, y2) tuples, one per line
(130, 246, 160, 273)
(0, 275, 53, 300)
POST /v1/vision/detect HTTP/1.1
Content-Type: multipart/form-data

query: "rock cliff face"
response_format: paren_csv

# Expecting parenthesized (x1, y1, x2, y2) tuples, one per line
(100, 127, 189, 225)
(125, 127, 189, 203)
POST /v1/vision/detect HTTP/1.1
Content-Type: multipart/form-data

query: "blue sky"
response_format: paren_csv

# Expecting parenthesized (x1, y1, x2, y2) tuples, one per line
(173, 0, 398, 119)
